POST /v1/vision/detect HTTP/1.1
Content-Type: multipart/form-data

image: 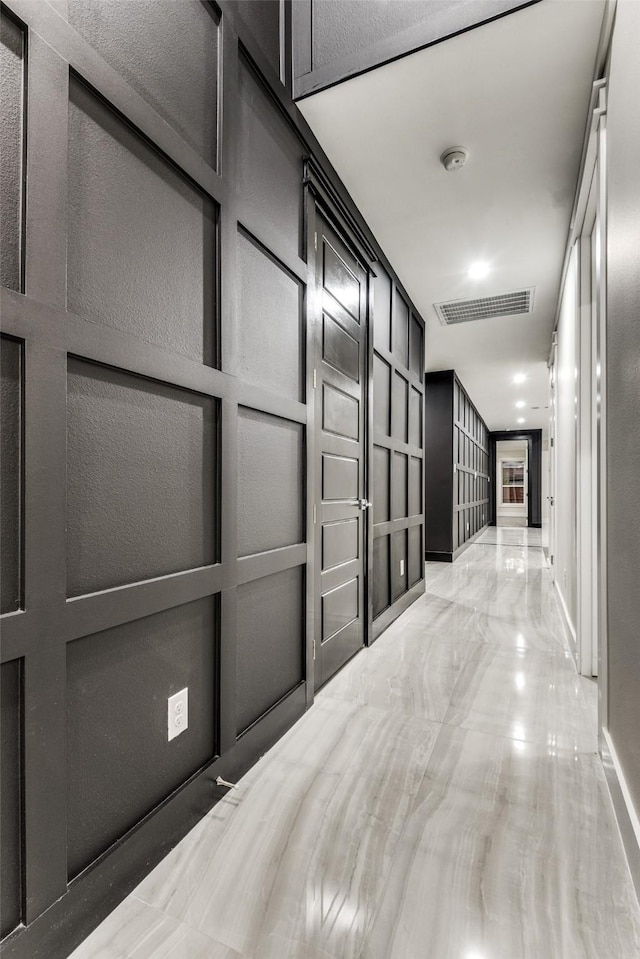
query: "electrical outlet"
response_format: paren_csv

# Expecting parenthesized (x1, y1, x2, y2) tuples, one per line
(400, 559, 405, 577)
(168, 687, 188, 741)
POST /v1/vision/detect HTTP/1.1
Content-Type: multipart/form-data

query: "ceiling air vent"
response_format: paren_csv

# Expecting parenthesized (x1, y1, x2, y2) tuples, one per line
(434, 288, 535, 326)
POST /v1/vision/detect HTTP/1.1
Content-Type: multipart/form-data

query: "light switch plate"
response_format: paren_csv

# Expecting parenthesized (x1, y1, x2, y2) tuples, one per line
(400, 559, 405, 576)
(168, 687, 188, 741)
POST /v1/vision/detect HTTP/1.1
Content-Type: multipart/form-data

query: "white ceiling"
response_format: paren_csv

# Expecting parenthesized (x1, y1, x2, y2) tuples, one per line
(299, 0, 606, 433)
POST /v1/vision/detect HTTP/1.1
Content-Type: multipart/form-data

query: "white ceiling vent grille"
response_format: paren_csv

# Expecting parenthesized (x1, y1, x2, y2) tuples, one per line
(434, 288, 535, 326)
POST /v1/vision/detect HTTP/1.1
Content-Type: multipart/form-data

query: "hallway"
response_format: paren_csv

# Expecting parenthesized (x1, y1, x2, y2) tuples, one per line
(70, 530, 640, 959)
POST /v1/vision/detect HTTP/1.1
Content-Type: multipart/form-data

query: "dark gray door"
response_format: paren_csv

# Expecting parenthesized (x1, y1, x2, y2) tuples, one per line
(313, 211, 369, 688)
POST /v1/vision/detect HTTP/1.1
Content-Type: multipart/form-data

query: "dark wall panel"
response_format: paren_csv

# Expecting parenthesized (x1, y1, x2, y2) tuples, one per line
(236, 567, 303, 734)
(1, 336, 21, 613)
(408, 525, 423, 587)
(237, 56, 302, 261)
(66, 597, 217, 879)
(67, 0, 219, 165)
(392, 452, 408, 520)
(394, 291, 409, 369)
(409, 455, 422, 517)
(373, 535, 390, 617)
(392, 372, 408, 443)
(322, 453, 358, 500)
(226, 0, 280, 77)
(66, 360, 218, 597)
(236, 232, 302, 400)
(237, 408, 304, 557)
(373, 355, 391, 436)
(391, 529, 408, 601)
(0, 659, 22, 938)
(410, 314, 424, 380)
(68, 79, 217, 366)
(373, 266, 391, 353)
(373, 445, 390, 524)
(0, 11, 24, 292)
(409, 385, 423, 448)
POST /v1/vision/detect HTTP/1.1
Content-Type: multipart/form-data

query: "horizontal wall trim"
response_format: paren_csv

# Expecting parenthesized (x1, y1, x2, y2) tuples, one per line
(65, 565, 224, 643)
(424, 550, 454, 563)
(372, 579, 425, 641)
(601, 728, 640, 902)
(236, 544, 307, 585)
(373, 515, 424, 537)
(237, 382, 307, 425)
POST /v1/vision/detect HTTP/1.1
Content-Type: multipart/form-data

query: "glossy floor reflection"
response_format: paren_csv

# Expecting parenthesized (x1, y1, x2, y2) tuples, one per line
(70, 529, 640, 959)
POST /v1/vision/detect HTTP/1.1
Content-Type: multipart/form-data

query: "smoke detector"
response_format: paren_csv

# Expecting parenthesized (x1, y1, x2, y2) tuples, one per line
(440, 146, 469, 172)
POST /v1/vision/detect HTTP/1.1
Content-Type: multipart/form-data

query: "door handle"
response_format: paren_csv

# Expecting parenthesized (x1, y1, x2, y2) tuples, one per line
(358, 498, 372, 510)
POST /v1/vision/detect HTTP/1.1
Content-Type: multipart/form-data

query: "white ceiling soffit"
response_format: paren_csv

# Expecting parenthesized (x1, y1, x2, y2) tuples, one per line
(298, 0, 606, 433)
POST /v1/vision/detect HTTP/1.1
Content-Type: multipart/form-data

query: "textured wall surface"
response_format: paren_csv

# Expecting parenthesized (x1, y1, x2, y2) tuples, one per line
(606, 0, 640, 818)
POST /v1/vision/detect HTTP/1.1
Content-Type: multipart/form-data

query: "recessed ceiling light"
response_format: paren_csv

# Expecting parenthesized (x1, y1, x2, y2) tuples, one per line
(515, 400, 525, 408)
(467, 261, 490, 280)
(517, 417, 525, 424)
(513, 372, 526, 384)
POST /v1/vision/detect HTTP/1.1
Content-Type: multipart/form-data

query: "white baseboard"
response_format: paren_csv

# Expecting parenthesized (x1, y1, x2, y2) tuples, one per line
(554, 579, 577, 656)
(602, 728, 640, 901)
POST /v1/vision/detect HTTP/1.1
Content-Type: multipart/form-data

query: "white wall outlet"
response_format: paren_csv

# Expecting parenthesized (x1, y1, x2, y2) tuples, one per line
(168, 687, 188, 741)
(400, 559, 405, 576)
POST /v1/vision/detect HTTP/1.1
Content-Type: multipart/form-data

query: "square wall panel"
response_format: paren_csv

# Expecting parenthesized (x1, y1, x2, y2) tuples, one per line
(236, 231, 302, 400)
(1, 659, 22, 937)
(66, 359, 218, 598)
(68, 0, 219, 166)
(237, 56, 302, 262)
(0, 12, 24, 292)
(410, 314, 424, 380)
(408, 525, 423, 587)
(392, 372, 408, 443)
(373, 267, 391, 353)
(409, 386, 423, 449)
(238, 408, 304, 557)
(67, 78, 217, 366)
(236, 566, 303, 734)
(392, 452, 408, 520)
(409, 456, 422, 516)
(1, 337, 22, 613)
(394, 291, 409, 369)
(373, 354, 391, 438)
(373, 445, 390, 525)
(373, 535, 390, 618)
(392, 529, 408, 601)
(66, 597, 217, 878)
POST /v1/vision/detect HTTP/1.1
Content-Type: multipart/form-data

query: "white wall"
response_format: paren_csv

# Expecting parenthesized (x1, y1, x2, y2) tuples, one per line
(554, 244, 578, 636)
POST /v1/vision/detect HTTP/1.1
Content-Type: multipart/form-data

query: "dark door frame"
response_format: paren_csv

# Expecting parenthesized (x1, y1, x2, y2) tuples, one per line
(488, 429, 543, 527)
(303, 158, 375, 701)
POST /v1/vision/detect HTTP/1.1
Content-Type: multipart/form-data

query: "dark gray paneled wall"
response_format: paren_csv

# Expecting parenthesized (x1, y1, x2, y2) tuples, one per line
(372, 268, 424, 628)
(425, 371, 489, 560)
(606, 0, 640, 828)
(0, 2, 425, 956)
(0, 11, 24, 291)
(293, 0, 540, 99)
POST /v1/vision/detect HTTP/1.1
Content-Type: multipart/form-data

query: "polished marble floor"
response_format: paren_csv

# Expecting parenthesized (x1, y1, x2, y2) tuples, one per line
(70, 528, 640, 959)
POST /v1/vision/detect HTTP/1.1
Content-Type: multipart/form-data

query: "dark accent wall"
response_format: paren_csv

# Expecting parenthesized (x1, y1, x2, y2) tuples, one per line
(371, 269, 424, 638)
(0, 3, 426, 957)
(425, 371, 489, 562)
(292, 0, 540, 99)
(488, 430, 542, 528)
(606, 0, 640, 867)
